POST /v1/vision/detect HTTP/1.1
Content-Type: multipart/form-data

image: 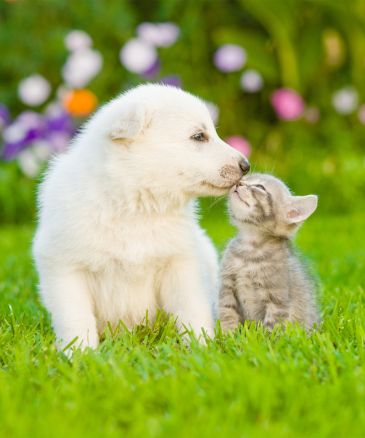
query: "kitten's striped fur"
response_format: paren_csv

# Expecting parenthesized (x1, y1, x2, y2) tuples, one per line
(219, 173, 320, 331)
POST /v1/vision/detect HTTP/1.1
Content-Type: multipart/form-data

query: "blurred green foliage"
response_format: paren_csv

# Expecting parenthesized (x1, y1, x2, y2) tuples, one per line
(0, 0, 364, 223)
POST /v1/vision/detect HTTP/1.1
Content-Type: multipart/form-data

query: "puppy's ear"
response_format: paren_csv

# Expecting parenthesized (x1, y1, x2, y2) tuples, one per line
(285, 195, 318, 224)
(109, 101, 147, 142)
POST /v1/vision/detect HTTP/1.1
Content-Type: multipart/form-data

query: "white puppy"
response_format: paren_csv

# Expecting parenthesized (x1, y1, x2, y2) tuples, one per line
(33, 84, 249, 351)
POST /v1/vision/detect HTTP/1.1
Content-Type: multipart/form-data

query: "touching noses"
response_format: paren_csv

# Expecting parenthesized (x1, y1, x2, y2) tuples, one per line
(239, 158, 250, 175)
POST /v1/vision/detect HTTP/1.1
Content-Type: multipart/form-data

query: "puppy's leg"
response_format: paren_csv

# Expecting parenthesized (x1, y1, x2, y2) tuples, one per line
(39, 269, 98, 352)
(195, 228, 219, 319)
(161, 258, 215, 339)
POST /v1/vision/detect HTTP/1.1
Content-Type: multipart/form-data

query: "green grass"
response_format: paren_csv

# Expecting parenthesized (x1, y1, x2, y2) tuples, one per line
(0, 212, 364, 437)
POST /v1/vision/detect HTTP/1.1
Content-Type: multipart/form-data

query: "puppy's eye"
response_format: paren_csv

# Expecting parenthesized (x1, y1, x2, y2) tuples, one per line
(191, 132, 208, 142)
(253, 184, 266, 191)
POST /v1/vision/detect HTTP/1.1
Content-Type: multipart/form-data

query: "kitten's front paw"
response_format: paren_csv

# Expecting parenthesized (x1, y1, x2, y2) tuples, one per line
(220, 320, 240, 333)
(263, 318, 276, 331)
(264, 310, 289, 331)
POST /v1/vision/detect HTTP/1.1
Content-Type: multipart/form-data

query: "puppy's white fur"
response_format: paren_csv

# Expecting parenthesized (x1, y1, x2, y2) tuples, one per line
(33, 84, 246, 350)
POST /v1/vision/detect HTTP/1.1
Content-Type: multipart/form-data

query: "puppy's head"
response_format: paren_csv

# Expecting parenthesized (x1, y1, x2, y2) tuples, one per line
(92, 84, 249, 198)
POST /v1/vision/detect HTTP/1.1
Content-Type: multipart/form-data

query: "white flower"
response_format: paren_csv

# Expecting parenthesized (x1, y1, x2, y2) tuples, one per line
(332, 87, 358, 114)
(214, 44, 246, 72)
(205, 101, 219, 125)
(33, 141, 51, 160)
(304, 107, 320, 123)
(56, 85, 70, 101)
(65, 30, 92, 52)
(358, 104, 365, 124)
(62, 49, 103, 88)
(45, 102, 64, 117)
(18, 74, 51, 106)
(120, 38, 158, 74)
(17, 142, 50, 177)
(240, 69, 263, 92)
(18, 148, 40, 177)
(137, 22, 180, 47)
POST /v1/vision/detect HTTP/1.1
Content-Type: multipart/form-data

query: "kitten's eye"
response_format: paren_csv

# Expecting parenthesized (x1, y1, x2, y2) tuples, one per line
(191, 132, 208, 142)
(254, 184, 266, 191)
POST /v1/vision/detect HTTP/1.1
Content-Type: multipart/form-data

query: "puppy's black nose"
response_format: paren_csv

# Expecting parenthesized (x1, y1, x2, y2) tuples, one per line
(239, 158, 250, 175)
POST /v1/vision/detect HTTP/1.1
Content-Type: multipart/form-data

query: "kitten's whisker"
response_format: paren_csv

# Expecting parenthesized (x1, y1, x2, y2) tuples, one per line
(204, 195, 226, 211)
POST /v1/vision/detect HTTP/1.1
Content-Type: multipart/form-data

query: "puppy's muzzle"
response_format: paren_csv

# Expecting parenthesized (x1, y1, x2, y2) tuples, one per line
(219, 158, 250, 187)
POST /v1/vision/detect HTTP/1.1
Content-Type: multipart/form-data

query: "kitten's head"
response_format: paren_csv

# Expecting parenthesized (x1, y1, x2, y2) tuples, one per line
(228, 173, 318, 238)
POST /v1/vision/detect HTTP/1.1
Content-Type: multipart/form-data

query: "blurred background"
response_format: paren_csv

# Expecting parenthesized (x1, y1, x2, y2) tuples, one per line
(0, 0, 364, 225)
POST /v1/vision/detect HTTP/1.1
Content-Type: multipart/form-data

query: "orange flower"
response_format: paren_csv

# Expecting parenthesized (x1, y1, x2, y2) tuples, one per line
(63, 89, 97, 117)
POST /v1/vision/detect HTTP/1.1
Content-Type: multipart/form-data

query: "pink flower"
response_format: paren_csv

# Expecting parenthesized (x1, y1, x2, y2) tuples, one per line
(271, 88, 304, 120)
(225, 136, 251, 158)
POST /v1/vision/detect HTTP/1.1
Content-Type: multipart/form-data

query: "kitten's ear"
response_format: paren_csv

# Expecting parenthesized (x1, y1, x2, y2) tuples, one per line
(285, 195, 318, 224)
(109, 101, 148, 142)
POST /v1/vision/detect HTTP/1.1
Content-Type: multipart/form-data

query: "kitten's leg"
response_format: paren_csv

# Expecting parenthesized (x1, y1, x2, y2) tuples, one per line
(219, 274, 241, 332)
(160, 258, 215, 340)
(263, 301, 289, 330)
(39, 268, 99, 352)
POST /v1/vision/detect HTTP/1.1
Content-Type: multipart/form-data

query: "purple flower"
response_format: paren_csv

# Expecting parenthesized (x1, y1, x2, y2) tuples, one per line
(16, 111, 44, 129)
(271, 88, 304, 121)
(0, 104, 10, 129)
(160, 75, 182, 88)
(2, 137, 27, 160)
(2, 105, 74, 162)
(141, 58, 161, 80)
(16, 112, 46, 141)
(47, 132, 71, 153)
(214, 44, 246, 72)
(45, 104, 74, 134)
(2, 111, 45, 160)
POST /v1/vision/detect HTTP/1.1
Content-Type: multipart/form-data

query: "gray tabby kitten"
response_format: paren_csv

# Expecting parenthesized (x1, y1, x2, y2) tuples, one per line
(219, 173, 320, 332)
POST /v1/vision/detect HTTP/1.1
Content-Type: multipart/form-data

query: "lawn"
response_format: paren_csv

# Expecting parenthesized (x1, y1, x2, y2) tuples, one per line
(0, 209, 364, 437)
